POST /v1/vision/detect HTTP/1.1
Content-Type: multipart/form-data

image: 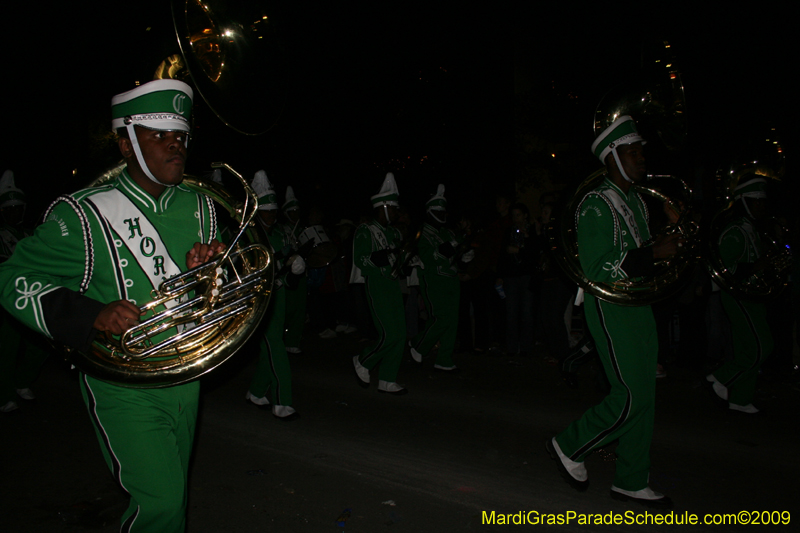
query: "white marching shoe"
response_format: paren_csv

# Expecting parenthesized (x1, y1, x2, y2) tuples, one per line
(353, 356, 370, 387)
(377, 380, 408, 395)
(246, 391, 270, 406)
(408, 341, 422, 363)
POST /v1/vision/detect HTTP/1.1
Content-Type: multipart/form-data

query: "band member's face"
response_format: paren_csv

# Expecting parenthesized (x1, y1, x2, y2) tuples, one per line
(1, 205, 25, 226)
(285, 210, 299, 224)
(388, 206, 400, 224)
(259, 209, 278, 228)
(747, 198, 767, 220)
(511, 208, 527, 227)
(615, 142, 646, 182)
(125, 127, 188, 186)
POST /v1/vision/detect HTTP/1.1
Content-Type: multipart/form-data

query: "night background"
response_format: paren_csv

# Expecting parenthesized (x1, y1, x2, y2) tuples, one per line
(4, 2, 794, 224)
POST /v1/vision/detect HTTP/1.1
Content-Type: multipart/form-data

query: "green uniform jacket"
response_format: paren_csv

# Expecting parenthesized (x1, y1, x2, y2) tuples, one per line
(0, 169, 218, 351)
(352, 219, 402, 280)
(577, 177, 653, 284)
(719, 215, 763, 279)
(417, 223, 460, 278)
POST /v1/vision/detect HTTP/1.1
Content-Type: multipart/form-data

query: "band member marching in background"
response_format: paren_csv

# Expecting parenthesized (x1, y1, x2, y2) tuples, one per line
(351, 173, 408, 395)
(0, 171, 50, 413)
(706, 175, 774, 414)
(245, 171, 305, 420)
(280, 185, 307, 354)
(409, 184, 465, 372)
(0, 80, 224, 531)
(546, 116, 681, 508)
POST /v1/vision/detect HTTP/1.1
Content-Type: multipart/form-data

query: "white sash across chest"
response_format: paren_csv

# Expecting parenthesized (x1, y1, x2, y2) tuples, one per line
(600, 188, 644, 247)
(90, 189, 183, 306)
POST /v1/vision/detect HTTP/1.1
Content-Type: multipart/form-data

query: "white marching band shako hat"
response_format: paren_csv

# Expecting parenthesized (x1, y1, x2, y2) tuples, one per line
(252, 170, 278, 210)
(591, 115, 646, 183)
(111, 79, 194, 187)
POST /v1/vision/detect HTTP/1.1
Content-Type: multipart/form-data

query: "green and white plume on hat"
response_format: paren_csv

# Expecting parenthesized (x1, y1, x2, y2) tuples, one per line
(370, 172, 400, 208)
(591, 115, 646, 183)
(252, 170, 278, 210)
(0, 170, 26, 209)
(282, 186, 299, 212)
(111, 79, 194, 187)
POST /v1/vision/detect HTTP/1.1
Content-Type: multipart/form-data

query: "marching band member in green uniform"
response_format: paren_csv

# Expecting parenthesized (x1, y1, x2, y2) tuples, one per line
(245, 171, 304, 420)
(409, 184, 463, 371)
(351, 173, 408, 394)
(706, 176, 774, 414)
(0, 171, 49, 413)
(0, 79, 224, 531)
(547, 116, 680, 508)
(281, 185, 308, 353)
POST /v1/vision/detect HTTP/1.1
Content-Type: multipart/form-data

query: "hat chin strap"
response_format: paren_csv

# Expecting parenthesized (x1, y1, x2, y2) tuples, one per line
(611, 147, 634, 184)
(125, 124, 175, 187)
(382, 205, 392, 225)
(428, 209, 446, 224)
(741, 197, 754, 219)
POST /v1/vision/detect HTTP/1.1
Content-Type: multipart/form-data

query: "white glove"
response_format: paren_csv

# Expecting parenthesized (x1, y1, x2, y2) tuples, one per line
(461, 249, 475, 263)
(290, 255, 306, 275)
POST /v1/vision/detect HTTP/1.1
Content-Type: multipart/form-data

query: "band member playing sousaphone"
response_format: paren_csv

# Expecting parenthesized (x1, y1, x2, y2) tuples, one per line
(0, 79, 224, 531)
(706, 175, 774, 414)
(546, 116, 681, 508)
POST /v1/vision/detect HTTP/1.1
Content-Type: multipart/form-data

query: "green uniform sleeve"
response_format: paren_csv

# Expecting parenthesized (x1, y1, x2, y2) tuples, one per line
(0, 201, 105, 347)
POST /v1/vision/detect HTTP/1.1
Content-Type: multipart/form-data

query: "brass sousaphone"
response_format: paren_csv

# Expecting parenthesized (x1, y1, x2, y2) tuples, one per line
(66, 0, 286, 387)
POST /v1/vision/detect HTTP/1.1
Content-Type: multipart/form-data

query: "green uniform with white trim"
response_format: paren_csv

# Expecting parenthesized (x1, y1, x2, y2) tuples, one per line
(0, 169, 218, 532)
(555, 177, 658, 492)
(353, 219, 405, 381)
(712, 215, 773, 405)
(411, 223, 461, 368)
(248, 220, 294, 407)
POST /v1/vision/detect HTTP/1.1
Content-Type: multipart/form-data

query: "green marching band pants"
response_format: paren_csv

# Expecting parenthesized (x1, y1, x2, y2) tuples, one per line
(249, 286, 293, 406)
(80, 374, 199, 533)
(283, 275, 307, 348)
(412, 274, 459, 368)
(357, 274, 405, 382)
(555, 294, 657, 492)
(713, 292, 773, 406)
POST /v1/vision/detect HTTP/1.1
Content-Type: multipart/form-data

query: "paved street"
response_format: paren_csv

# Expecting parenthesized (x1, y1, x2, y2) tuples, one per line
(2, 331, 798, 532)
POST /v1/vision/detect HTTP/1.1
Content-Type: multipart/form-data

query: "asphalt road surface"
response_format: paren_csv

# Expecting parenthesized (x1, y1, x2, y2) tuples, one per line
(2, 331, 798, 532)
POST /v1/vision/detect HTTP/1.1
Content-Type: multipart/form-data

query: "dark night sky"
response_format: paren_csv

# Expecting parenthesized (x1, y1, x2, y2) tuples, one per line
(4, 2, 794, 223)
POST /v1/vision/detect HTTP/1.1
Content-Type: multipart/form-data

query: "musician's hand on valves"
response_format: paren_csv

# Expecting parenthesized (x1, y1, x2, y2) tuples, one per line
(186, 239, 226, 269)
(289, 255, 306, 275)
(94, 300, 143, 335)
(652, 233, 684, 259)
